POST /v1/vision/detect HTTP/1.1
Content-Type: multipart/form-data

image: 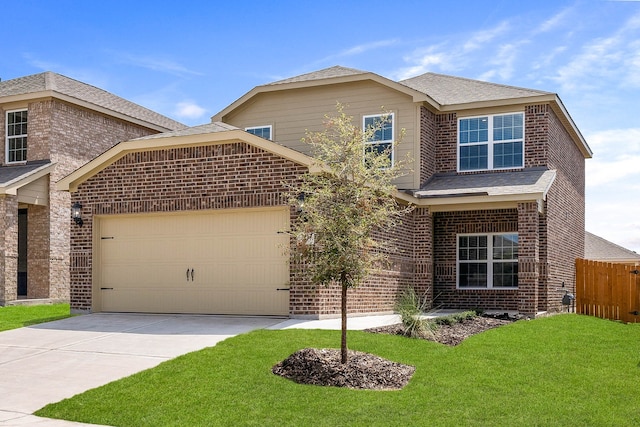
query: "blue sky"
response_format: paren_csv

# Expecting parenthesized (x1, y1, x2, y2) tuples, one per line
(2, 0, 639, 252)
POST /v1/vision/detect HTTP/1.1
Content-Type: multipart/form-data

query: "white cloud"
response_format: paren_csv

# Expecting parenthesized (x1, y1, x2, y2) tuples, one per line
(534, 7, 572, 34)
(551, 12, 640, 92)
(585, 128, 640, 186)
(111, 51, 202, 77)
(339, 39, 399, 57)
(393, 21, 513, 80)
(174, 101, 207, 120)
(462, 21, 510, 52)
(309, 39, 399, 69)
(585, 127, 640, 251)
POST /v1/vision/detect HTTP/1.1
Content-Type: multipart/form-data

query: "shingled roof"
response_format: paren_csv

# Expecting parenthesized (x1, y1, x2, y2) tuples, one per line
(0, 72, 186, 131)
(585, 232, 640, 262)
(399, 72, 552, 106)
(267, 66, 368, 85)
(408, 167, 556, 200)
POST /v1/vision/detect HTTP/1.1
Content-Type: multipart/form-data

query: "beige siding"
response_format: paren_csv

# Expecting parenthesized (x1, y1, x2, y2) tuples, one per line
(95, 207, 290, 315)
(17, 176, 49, 206)
(223, 80, 420, 189)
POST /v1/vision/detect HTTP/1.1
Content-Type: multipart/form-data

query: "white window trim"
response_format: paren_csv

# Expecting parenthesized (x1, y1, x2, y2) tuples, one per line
(6, 109, 28, 164)
(245, 125, 273, 141)
(456, 232, 519, 290)
(362, 113, 395, 166)
(457, 112, 524, 172)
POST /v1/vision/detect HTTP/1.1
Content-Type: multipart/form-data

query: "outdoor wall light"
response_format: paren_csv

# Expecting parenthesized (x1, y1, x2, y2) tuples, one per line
(71, 202, 83, 226)
(296, 193, 306, 214)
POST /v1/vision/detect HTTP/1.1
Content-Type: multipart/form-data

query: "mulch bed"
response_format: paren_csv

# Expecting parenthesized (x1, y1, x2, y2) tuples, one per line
(272, 348, 415, 390)
(272, 315, 515, 390)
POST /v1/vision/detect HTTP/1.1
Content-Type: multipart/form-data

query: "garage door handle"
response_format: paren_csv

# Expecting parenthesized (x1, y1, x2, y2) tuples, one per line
(277, 288, 290, 291)
(186, 269, 190, 281)
(190, 269, 195, 281)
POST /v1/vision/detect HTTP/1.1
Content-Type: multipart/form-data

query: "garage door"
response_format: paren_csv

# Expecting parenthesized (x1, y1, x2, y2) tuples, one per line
(96, 208, 290, 315)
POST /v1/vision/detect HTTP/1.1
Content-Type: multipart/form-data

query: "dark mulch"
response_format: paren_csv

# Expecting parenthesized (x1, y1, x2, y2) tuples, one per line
(272, 315, 515, 391)
(365, 315, 513, 346)
(272, 347, 416, 390)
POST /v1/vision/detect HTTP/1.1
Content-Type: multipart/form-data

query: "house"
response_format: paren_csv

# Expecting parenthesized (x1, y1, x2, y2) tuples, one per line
(58, 66, 592, 318)
(585, 232, 640, 264)
(0, 72, 185, 306)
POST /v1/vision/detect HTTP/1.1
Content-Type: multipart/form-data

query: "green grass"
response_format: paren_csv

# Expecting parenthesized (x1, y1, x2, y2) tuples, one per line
(0, 303, 71, 331)
(37, 314, 640, 426)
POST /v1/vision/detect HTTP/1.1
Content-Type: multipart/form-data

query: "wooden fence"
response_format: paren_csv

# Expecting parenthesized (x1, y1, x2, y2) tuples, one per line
(575, 259, 640, 323)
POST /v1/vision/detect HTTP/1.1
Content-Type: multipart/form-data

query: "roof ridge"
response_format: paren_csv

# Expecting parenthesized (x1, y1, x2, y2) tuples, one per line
(267, 65, 369, 86)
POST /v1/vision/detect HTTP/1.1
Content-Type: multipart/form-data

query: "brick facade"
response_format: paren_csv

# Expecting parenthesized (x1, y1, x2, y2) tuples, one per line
(70, 143, 307, 312)
(426, 104, 585, 315)
(0, 99, 163, 304)
(433, 209, 520, 311)
(542, 106, 585, 311)
(70, 142, 428, 318)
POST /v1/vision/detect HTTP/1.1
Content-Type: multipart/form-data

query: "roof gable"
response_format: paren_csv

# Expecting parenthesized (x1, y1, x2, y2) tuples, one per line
(0, 72, 186, 132)
(57, 122, 318, 192)
(212, 66, 433, 121)
(214, 65, 591, 159)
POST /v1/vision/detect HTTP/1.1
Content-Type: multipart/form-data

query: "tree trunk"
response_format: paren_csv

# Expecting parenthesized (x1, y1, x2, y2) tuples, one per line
(341, 281, 348, 364)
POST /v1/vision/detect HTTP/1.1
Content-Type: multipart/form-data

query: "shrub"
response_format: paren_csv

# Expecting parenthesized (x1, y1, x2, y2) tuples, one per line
(395, 287, 432, 338)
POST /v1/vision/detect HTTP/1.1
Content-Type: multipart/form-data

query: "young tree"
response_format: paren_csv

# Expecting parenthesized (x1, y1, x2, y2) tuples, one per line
(289, 104, 412, 363)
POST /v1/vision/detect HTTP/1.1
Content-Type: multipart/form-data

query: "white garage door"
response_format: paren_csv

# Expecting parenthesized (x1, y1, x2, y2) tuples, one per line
(96, 208, 290, 315)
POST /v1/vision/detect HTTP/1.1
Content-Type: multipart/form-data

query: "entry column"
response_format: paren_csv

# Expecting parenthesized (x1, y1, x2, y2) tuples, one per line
(0, 195, 19, 304)
(517, 201, 540, 316)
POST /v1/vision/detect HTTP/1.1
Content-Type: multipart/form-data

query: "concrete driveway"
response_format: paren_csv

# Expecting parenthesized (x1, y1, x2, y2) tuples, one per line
(0, 313, 283, 426)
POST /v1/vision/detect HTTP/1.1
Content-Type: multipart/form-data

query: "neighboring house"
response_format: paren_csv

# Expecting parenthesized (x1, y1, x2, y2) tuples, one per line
(59, 66, 592, 318)
(0, 72, 185, 305)
(585, 232, 640, 264)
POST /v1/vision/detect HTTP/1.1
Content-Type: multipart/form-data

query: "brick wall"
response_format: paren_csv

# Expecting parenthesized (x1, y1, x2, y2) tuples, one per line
(435, 113, 458, 173)
(301, 207, 430, 318)
(420, 107, 437, 185)
(542, 105, 585, 312)
(426, 103, 585, 315)
(433, 209, 520, 311)
(13, 100, 161, 303)
(517, 201, 540, 315)
(70, 141, 426, 318)
(70, 142, 308, 312)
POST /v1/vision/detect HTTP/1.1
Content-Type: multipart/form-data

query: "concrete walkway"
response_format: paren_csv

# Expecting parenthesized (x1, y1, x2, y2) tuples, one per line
(0, 312, 415, 426)
(0, 314, 286, 426)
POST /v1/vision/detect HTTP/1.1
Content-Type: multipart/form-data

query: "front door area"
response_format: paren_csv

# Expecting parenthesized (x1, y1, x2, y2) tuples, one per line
(17, 208, 27, 297)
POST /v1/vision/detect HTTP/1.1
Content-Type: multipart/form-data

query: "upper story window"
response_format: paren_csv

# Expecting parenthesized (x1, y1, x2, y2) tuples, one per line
(245, 125, 272, 140)
(6, 110, 28, 163)
(363, 113, 394, 167)
(458, 112, 523, 171)
(457, 233, 518, 289)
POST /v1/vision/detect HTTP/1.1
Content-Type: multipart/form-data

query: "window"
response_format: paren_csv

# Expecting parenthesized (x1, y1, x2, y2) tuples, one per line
(458, 113, 523, 171)
(6, 110, 28, 163)
(363, 113, 394, 167)
(245, 125, 272, 140)
(457, 233, 518, 288)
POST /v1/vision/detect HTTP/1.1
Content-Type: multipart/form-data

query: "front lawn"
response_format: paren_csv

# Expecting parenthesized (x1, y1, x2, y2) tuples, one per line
(0, 303, 71, 332)
(37, 314, 640, 426)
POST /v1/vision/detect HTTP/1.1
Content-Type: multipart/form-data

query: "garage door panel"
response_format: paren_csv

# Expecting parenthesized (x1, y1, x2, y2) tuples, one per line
(97, 208, 290, 315)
